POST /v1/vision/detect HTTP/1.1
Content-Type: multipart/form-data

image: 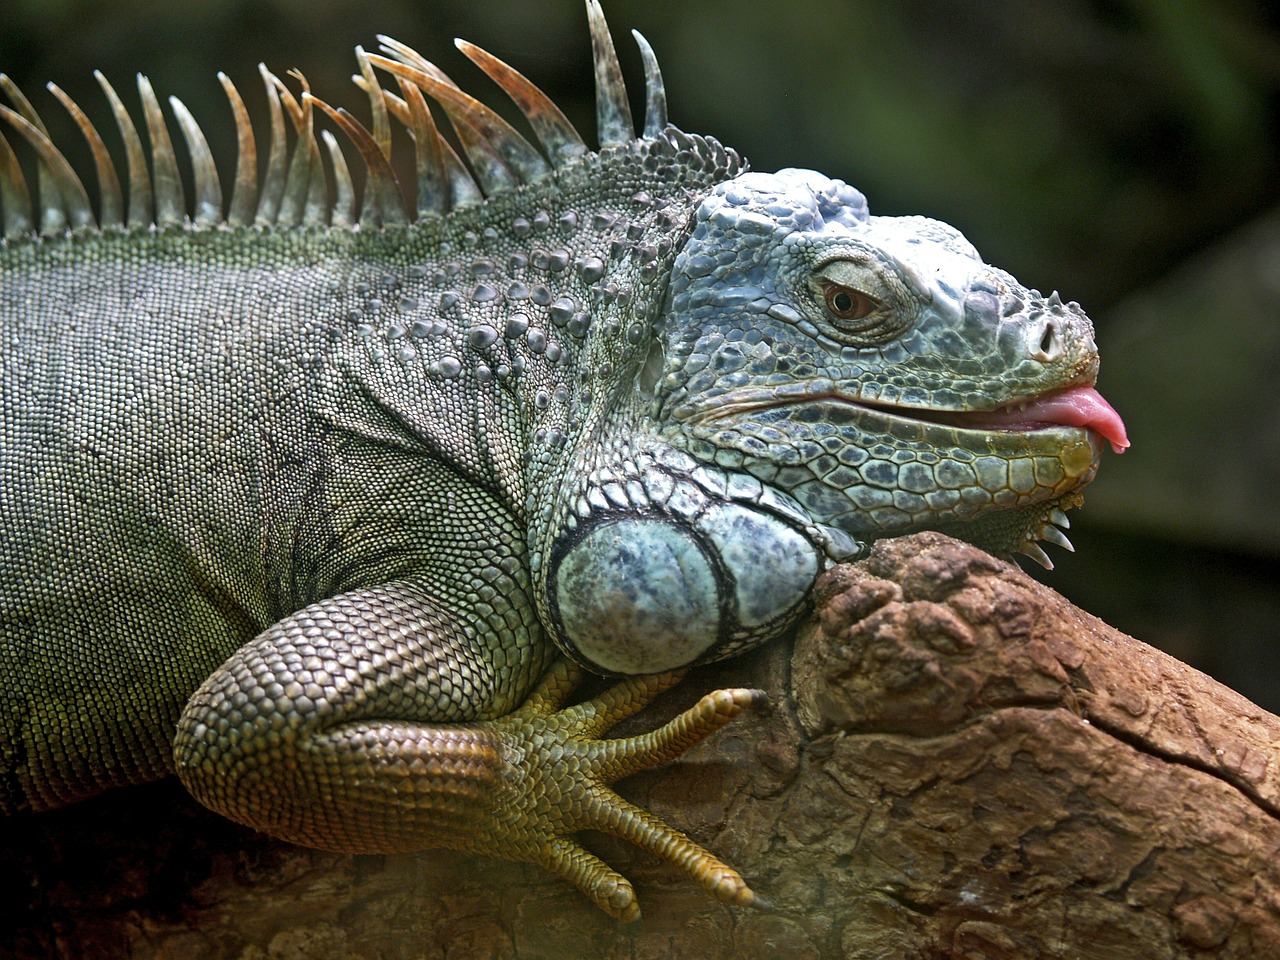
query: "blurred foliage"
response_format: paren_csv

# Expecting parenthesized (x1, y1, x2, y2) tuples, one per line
(2, 0, 1276, 309)
(3, 0, 1280, 705)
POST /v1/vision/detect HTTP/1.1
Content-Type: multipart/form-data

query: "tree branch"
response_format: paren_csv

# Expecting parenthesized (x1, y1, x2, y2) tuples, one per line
(5, 532, 1279, 958)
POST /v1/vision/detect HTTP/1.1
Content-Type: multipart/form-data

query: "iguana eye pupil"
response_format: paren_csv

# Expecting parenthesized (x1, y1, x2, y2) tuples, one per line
(824, 285, 875, 321)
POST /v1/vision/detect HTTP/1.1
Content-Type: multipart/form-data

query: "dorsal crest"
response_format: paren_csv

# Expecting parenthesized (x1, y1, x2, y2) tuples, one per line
(0, 0, 742, 242)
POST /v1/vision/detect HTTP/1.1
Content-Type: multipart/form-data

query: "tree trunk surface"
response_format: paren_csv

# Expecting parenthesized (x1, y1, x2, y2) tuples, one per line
(4, 532, 1279, 959)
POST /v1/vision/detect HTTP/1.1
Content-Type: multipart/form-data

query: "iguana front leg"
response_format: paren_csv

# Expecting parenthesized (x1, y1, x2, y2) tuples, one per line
(173, 580, 760, 920)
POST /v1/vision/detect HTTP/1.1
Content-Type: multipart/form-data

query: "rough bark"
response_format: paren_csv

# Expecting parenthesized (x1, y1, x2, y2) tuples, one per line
(4, 532, 1279, 959)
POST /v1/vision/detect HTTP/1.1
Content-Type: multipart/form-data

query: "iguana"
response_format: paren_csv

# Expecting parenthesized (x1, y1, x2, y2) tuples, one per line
(0, 0, 1128, 921)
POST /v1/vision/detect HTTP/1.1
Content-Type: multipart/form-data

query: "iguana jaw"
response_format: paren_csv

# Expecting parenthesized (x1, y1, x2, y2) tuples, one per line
(670, 379, 1122, 563)
(918, 384, 1129, 455)
(684, 381, 1129, 455)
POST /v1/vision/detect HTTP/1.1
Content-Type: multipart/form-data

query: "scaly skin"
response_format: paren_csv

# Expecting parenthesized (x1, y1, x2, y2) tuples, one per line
(0, 1, 1125, 919)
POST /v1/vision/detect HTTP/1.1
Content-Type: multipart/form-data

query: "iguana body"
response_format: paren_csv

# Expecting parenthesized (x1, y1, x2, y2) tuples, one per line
(0, 1, 1126, 919)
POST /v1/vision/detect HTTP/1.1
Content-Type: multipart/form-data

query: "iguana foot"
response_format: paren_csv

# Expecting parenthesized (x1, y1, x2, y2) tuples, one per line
(483, 659, 764, 921)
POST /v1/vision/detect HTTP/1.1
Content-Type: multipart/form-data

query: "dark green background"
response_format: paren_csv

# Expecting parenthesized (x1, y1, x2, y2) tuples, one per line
(3, 0, 1278, 706)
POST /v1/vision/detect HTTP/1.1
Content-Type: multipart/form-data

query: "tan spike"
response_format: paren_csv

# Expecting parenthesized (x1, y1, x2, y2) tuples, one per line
(395, 78, 445, 219)
(455, 39, 588, 167)
(0, 104, 95, 233)
(364, 81, 410, 128)
(586, 0, 634, 146)
(376, 36, 454, 85)
(136, 75, 185, 227)
(302, 134, 328, 228)
(371, 37, 495, 202)
(255, 64, 288, 226)
(397, 77, 482, 213)
(439, 106, 520, 195)
(271, 72, 305, 131)
(295, 71, 328, 229)
(0, 74, 67, 233)
(319, 129, 355, 229)
(0, 77, 45, 131)
(0, 127, 34, 237)
(272, 70, 315, 228)
(217, 73, 258, 227)
(169, 96, 223, 227)
(354, 47, 392, 161)
(351, 75, 480, 214)
(631, 30, 668, 139)
(304, 93, 408, 226)
(47, 82, 124, 229)
(366, 54, 549, 189)
(352, 48, 393, 226)
(95, 71, 152, 228)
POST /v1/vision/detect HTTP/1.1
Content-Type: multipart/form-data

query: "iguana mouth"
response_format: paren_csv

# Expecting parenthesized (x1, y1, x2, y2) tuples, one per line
(695, 384, 1130, 455)
(878, 384, 1129, 455)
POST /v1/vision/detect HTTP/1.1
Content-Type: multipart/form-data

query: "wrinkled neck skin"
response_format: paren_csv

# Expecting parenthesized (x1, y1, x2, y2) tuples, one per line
(538, 167, 1121, 676)
(533, 380, 852, 677)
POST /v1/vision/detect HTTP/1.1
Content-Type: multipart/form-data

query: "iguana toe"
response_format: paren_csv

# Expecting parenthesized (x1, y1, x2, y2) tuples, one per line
(482, 660, 763, 919)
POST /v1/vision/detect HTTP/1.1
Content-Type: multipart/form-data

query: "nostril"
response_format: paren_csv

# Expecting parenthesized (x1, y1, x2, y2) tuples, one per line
(1031, 319, 1063, 362)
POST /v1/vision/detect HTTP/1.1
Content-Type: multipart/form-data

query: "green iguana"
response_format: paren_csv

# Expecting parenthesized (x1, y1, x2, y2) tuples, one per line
(0, 0, 1128, 920)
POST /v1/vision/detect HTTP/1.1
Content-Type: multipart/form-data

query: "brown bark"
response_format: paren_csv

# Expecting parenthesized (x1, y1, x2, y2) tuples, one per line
(4, 532, 1279, 959)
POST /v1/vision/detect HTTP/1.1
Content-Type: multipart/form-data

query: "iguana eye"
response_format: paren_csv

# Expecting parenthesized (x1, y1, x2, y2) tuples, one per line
(823, 284, 877, 322)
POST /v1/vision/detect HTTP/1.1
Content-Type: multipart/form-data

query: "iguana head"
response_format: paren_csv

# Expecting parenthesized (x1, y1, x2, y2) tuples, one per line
(645, 168, 1128, 567)
(544, 157, 1128, 675)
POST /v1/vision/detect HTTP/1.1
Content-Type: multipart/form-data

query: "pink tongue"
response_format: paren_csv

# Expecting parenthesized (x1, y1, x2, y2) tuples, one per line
(1001, 385, 1130, 454)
